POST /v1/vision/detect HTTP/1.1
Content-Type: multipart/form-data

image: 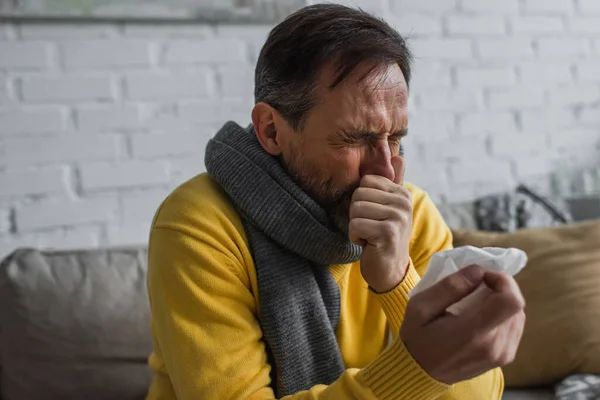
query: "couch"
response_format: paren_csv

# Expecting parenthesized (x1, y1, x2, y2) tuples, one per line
(2, 183, 599, 399)
(0, 245, 559, 400)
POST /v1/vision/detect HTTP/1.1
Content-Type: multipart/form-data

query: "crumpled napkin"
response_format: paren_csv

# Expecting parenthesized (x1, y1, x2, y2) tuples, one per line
(409, 246, 528, 314)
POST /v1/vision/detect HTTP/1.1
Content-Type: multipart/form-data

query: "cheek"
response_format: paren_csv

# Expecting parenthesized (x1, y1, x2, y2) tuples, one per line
(326, 147, 362, 182)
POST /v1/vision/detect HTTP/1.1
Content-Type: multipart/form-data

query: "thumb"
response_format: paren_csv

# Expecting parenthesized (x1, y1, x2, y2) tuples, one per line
(407, 264, 484, 325)
(391, 156, 406, 185)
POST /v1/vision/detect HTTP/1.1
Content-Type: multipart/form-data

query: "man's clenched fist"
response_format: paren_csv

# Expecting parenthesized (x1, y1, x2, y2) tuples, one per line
(348, 156, 412, 293)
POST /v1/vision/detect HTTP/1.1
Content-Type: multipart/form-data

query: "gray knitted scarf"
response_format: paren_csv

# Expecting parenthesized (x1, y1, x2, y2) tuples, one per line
(205, 121, 362, 397)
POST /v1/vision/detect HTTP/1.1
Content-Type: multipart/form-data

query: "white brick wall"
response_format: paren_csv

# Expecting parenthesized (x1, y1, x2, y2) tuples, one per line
(1, 0, 599, 256)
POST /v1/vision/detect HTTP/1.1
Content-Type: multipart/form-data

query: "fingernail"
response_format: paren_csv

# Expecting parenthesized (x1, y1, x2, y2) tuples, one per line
(461, 264, 483, 285)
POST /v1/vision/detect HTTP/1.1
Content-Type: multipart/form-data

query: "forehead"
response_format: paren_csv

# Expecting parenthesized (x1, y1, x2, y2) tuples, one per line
(316, 62, 408, 133)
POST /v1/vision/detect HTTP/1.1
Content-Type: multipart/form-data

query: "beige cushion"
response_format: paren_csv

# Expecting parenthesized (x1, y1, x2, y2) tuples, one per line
(452, 220, 600, 387)
(0, 248, 152, 400)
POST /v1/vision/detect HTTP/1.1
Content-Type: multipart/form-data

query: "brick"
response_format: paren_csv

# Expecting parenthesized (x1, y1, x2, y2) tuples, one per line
(218, 25, 270, 43)
(596, 40, 600, 54)
(0, 167, 65, 197)
(62, 40, 152, 69)
(390, 0, 458, 13)
(80, 161, 169, 191)
(0, 207, 10, 234)
(169, 157, 204, 182)
(536, 38, 591, 57)
(460, 0, 519, 14)
(388, 14, 443, 36)
(0, 23, 13, 40)
(523, 0, 575, 14)
(547, 85, 599, 106)
(519, 62, 573, 84)
(449, 159, 513, 184)
(411, 63, 452, 89)
(122, 189, 169, 225)
(0, 107, 65, 135)
(477, 39, 534, 59)
(579, 0, 600, 13)
(511, 16, 565, 34)
(458, 112, 517, 137)
(580, 107, 600, 125)
(403, 162, 448, 192)
(138, 103, 191, 132)
(0, 234, 37, 259)
(19, 24, 116, 39)
(447, 16, 506, 35)
(16, 197, 117, 231)
(520, 108, 576, 131)
(409, 112, 454, 142)
(550, 128, 599, 148)
(35, 226, 101, 250)
(178, 99, 253, 125)
(0, 42, 51, 69)
(0, 75, 10, 104)
(164, 39, 247, 65)
(456, 67, 515, 87)
(422, 137, 487, 161)
(20, 74, 116, 102)
(76, 105, 139, 131)
(513, 156, 554, 177)
(568, 18, 600, 33)
(488, 88, 545, 110)
(125, 70, 210, 100)
(490, 132, 548, 156)
(5, 135, 120, 166)
(418, 89, 481, 112)
(410, 39, 473, 60)
(0, 24, 7, 40)
(576, 61, 600, 82)
(326, 0, 386, 14)
(218, 67, 255, 98)
(131, 133, 207, 158)
(106, 223, 150, 247)
(123, 25, 212, 38)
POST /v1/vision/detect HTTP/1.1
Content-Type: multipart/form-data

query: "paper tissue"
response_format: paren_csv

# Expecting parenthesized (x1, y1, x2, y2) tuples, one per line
(410, 246, 528, 314)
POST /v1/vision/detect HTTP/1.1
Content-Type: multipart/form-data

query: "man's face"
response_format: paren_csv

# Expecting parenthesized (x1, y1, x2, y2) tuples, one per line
(277, 62, 409, 233)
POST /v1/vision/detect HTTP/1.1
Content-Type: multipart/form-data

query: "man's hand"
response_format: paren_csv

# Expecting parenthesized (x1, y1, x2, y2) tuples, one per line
(401, 264, 526, 385)
(348, 156, 412, 293)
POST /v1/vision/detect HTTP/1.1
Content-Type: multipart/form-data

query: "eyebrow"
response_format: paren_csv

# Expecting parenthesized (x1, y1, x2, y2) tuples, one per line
(345, 127, 409, 139)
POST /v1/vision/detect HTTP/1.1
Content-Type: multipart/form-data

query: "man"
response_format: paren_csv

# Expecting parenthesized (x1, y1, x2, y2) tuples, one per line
(146, 4, 525, 399)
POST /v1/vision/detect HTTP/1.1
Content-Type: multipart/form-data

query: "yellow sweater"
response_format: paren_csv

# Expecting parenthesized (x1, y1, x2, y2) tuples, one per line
(146, 173, 503, 400)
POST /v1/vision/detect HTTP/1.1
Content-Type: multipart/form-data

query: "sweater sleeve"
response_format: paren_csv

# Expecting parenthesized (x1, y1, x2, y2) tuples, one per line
(147, 225, 449, 400)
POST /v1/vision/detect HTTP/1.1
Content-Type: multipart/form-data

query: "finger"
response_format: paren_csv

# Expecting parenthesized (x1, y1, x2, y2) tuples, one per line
(350, 200, 398, 221)
(484, 271, 525, 305)
(407, 264, 485, 325)
(360, 174, 404, 193)
(391, 156, 406, 185)
(467, 272, 525, 331)
(503, 312, 526, 364)
(352, 187, 412, 209)
(348, 217, 388, 246)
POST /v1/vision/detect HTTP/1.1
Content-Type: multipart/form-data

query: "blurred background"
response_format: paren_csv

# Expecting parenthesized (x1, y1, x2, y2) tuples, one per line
(0, 0, 599, 257)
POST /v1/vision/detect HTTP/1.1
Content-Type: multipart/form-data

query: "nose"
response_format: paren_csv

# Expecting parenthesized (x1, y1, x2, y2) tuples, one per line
(359, 140, 395, 181)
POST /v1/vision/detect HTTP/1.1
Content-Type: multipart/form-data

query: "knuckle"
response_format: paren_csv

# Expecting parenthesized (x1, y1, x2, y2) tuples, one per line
(351, 200, 365, 214)
(382, 221, 396, 237)
(442, 273, 470, 295)
(361, 175, 379, 188)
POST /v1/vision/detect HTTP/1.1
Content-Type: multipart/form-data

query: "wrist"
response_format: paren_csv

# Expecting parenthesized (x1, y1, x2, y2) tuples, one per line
(370, 258, 410, 294)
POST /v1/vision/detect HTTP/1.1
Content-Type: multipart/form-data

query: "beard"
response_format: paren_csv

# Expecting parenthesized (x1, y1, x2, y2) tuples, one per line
(282, 146, 359, 236)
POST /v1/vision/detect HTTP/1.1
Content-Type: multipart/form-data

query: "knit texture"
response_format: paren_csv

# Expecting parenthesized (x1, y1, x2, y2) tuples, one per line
(204, 121, 363, 396)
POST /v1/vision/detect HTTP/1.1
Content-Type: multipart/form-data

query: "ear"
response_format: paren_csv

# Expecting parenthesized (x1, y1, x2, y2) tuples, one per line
(251, 102, 284, 156)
